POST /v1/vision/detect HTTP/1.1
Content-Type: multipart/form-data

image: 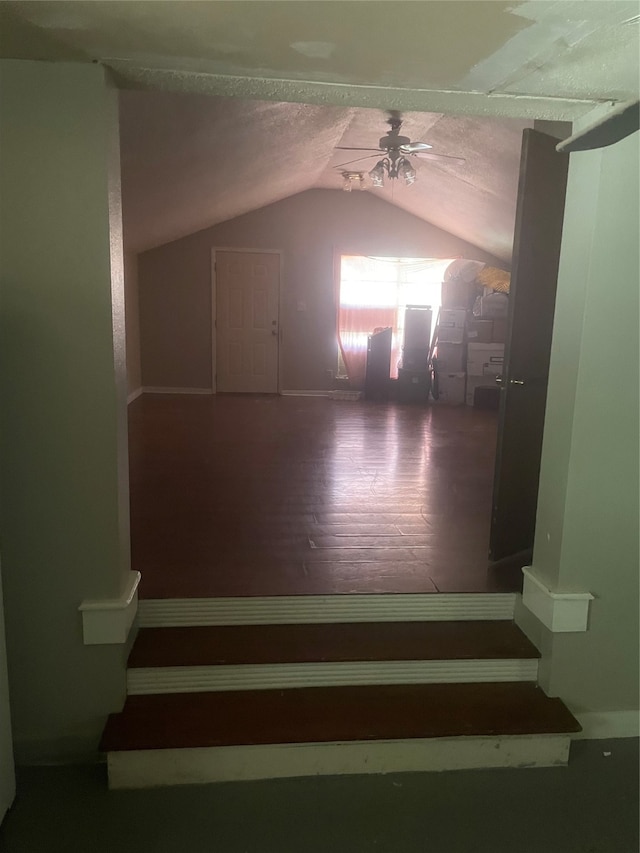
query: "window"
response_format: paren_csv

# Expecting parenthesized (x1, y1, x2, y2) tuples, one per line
(338, 255, 454, 385)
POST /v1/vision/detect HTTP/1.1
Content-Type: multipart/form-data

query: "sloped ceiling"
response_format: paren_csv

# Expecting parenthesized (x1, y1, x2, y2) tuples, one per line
(2, 1, 639, 260)
(120, 91, 529, 261)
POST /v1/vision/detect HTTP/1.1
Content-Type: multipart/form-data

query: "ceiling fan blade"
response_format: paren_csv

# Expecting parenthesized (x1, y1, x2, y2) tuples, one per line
(414, 151, 466, 165)
(335, 147, 383, 152)
(334, 154, 380, 169)
(399, 142, 432, 153)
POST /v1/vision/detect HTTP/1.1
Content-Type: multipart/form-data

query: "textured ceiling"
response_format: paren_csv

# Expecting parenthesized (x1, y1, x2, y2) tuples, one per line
(120, 92, 529, 260)
(2, 1, 639, 109)
(2, 1, 638, 259)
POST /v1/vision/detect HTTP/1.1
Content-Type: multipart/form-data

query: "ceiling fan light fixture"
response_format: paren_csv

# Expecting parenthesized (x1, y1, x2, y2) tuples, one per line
(341, 171, 365, 191)
(334, 114, 463, 187)
(369, 161, 386, 187)
(398, 157, 417, 186)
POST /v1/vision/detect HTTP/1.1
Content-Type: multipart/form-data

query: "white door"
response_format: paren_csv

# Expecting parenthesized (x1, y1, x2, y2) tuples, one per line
(215, 251, 280, 393)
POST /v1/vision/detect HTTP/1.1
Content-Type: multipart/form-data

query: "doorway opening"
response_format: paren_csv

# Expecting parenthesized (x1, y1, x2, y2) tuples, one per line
(123, 91, 569, 600)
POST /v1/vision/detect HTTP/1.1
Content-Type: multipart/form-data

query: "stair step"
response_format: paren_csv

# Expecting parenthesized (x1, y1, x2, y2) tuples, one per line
(126, 622, 540, 694)
(102, 682, 580, 753)
(128, 622, 540, 668)
(102, 683, 581, 788)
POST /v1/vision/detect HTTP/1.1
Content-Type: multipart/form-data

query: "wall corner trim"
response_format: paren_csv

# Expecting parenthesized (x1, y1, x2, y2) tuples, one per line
(79, 570, 141, 645)
(522, 567, 594, 632)
(127, 388, 143, 405)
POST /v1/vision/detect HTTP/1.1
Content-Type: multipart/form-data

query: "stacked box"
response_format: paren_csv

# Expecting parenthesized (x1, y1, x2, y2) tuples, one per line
(466, 343, 505, 406)
(434, 309, 508, 406)
(479, 292, 509, 319)
(437, 372, 466, 406)
(491, 317, 508, 343)
(435, 342, 465, 372)
(466, 319, 493, 343)
(438, 308, 466, 344)
(467, 343, 505, 376)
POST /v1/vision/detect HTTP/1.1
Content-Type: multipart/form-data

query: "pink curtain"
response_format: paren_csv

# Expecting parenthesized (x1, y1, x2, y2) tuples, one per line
(338, 306, 397, 388)
(337, 255, 455, 387)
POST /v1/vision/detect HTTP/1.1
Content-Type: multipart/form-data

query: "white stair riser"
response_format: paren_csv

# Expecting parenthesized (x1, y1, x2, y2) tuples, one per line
(127, 658, 539, 695)
(107, 734, 571, 789)
(138, 593, 516, 627)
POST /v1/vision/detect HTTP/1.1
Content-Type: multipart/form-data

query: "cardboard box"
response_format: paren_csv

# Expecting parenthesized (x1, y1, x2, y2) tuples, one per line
(467, 343, 504, 377)
(438, 308, 466, 343)
(435, 342, 465, 372)
(437, 371, 466, 405)
(466, 319, 493, 343)
(479, 292, 509, 319)
(491, 317, 508, 343)
(466, 374, 498, 406)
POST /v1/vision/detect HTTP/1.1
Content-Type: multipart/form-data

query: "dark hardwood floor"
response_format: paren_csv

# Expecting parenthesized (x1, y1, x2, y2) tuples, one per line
(129, 394, 521, 598)
(128, 621, 540, 668)
(101, 682, 580, 752)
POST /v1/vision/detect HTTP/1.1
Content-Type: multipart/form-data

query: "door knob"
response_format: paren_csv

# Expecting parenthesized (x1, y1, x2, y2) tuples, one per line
(509, 379, 525, 386)
(495, 375, 504, 386)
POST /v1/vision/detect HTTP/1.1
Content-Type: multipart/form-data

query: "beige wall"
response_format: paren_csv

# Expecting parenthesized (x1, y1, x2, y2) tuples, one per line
(124, 250, 142, 395)
(519, 129, 639, 724)
(0, 60, 130, 761)
(138, 189, 506, 391)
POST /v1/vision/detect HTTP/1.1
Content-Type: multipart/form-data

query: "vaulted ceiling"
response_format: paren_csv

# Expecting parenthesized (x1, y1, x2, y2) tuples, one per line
(2, 1, 638, 261)
(119, 92, 530, 259)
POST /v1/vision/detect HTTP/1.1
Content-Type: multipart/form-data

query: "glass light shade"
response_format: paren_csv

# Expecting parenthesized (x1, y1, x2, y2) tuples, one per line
(398, 158, 417, 185)
(369, 161, 385, 187)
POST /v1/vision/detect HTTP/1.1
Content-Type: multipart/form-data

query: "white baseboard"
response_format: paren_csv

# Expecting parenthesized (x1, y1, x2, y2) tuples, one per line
(127, 658, 538, 695)
(572, 710, 639, 740)
(522, 567, 593, 632)
(138, 593, 517, 627)
(107, 734, 572, 789)
(141, 386, 213, 395)
(280, 390, 331, 397)
(127, 387, 143, 405)
(79, 571, 141, 644)
(329, 390, 362, 401)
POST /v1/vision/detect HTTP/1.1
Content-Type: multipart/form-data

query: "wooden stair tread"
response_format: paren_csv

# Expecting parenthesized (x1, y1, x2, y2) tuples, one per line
(127, 621, 540, 668)
(100, 682, 580, 753)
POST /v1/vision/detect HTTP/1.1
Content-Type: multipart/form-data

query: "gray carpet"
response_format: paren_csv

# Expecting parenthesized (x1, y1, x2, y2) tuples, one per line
(1, 739, 638, 853)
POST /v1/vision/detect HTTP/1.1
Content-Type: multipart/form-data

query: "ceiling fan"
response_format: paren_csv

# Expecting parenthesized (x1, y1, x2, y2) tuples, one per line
(335, 112, 465, 187)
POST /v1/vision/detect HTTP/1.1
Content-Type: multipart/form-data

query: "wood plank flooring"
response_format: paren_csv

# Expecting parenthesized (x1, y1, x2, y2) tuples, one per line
(100, 682, 581, 753)
(129, 395, 521, 598)
(127, 622, 540, 668)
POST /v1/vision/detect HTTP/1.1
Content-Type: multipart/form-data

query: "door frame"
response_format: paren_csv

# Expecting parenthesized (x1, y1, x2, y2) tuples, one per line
(210, 247, 284, 394)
